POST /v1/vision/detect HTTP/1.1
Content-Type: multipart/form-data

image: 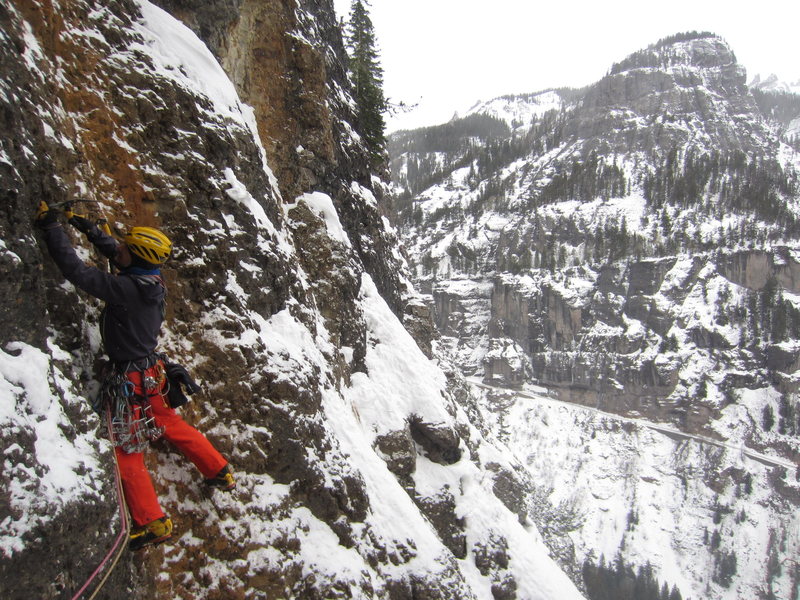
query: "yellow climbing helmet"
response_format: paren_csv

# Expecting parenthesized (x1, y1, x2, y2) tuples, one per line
(124, 226, 172, 265)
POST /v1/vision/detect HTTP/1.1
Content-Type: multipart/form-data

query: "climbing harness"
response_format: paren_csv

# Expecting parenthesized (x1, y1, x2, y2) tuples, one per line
(68, 408, 130, 600)
(97, 357, 168, 454)
(70, 355, 188, 597)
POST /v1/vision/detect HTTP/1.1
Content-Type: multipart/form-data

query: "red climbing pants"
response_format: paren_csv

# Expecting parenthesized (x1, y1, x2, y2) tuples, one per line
(114, 363, 228, 527)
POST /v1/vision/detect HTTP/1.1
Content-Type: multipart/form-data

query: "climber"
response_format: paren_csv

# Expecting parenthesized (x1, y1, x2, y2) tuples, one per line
(35, 201, 236, 551)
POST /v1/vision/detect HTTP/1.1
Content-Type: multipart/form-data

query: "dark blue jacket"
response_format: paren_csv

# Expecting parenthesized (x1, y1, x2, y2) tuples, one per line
(41, 224, 166, 364)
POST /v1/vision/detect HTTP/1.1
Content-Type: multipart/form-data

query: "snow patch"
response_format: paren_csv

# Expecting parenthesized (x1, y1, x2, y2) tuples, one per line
(289, 192, 352, 247)
(0, 341, 104, 557)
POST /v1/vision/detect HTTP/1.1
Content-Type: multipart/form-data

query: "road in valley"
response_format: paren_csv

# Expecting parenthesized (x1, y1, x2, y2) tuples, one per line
(468, 378, 798, 473)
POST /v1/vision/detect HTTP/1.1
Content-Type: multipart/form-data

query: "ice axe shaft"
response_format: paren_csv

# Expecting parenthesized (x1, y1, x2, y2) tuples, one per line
(47, 199, 102, 209)
(43, 199, 114, 235)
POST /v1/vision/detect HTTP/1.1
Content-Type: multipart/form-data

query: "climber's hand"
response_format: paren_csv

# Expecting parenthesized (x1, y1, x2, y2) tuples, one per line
(34, 201, 59, 229)
(165, 363, 202, 395)
(68, 214, 94, 234)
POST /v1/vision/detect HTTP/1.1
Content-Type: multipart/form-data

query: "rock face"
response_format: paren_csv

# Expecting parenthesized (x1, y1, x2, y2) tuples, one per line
(0, 1, 586, 599)
(153, 0, 409, 317)
(574, 36, 767, 154)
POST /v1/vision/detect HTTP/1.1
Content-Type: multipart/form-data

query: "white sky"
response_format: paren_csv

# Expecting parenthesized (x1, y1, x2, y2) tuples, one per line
(333, 0, 800, 132)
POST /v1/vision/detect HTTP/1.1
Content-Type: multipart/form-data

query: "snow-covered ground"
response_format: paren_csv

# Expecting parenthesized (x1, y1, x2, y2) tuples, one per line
(472, 381, 800, 600)
(0, 342, 108, 556)
(337, 276, 586, 599)
(465, 91, 564, 129)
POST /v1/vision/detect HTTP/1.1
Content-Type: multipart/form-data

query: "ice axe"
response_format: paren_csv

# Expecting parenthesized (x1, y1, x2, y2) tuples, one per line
(45, 198, 102, 210)
(48, 199, 113, 236)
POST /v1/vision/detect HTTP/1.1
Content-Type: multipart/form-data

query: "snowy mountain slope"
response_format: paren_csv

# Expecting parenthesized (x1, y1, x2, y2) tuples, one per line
(390, 31, 800, 598)
(751, 73, 800, 96)
(0, 0, 589, 598)
(472, 383, 800, 600)
(392, 32, 800, 431)
(750, 74, 800, 142)
(464, 90, 566, 131)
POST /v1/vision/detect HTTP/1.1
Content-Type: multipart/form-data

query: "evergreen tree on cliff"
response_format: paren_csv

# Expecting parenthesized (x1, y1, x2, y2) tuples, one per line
(344, 0, 386, 166)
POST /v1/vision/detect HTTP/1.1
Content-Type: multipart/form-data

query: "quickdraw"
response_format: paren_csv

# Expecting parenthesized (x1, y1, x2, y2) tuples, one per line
(96, 360, 167, 454)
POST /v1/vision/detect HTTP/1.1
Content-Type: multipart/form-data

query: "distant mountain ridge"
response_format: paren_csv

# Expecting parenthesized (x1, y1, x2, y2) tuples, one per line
(390, 31, 800, 598)
(749, 73, 800, 139)
(750, 73, 800, 95)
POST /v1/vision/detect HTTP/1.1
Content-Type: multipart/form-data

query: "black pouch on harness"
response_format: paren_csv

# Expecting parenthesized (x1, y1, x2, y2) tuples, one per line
(164, 361, 201, 409)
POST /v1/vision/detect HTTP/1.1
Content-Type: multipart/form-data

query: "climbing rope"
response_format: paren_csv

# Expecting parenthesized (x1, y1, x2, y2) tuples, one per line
(69, 407, 131, 600)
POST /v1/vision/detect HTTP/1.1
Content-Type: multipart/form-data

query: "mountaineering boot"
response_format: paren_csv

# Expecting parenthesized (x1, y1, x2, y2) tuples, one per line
(129, 516, 173, 551)
(205, 464, 235, 491)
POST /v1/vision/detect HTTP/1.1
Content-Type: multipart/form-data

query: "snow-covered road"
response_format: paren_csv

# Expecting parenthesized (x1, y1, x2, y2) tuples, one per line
(468, 378, 798, 473)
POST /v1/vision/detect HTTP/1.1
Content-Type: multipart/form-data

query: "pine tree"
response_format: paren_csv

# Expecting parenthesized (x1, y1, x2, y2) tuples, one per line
(660, 582, 670, 600)
(344, 0, 387, 166)
(763, 404, 775, 431)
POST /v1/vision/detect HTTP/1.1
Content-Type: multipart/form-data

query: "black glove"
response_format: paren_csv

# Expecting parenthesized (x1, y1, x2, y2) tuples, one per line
(167, 384, 190, 409)
(68, 214, 94, 234)
(34, 201, 59, 229)
(164, 362, 201, 408)
(165, 363, 201, 394)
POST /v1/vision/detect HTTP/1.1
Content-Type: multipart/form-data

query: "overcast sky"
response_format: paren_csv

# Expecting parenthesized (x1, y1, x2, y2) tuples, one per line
(333, 0, 800, 133)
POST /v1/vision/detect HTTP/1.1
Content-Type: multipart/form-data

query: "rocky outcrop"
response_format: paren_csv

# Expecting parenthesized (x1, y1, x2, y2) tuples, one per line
(408, 415, 462, 465)
(402, 295, 438, 358)
(465, 245, 800, 433)
(718, 248, 800, 292)
(571, 35, 772, 155)
(483, 338, 531, 387)
(435, 289, 471, 336)
(153, 0, 411, 318)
